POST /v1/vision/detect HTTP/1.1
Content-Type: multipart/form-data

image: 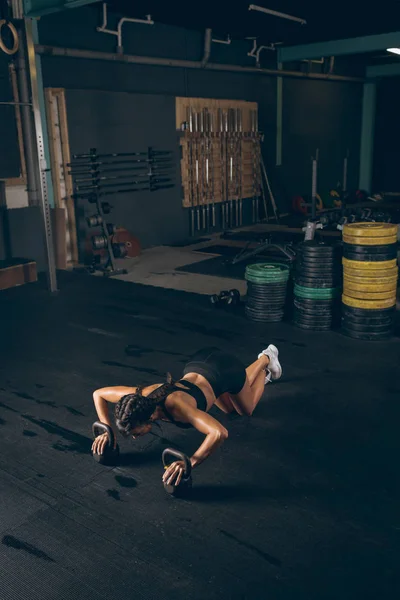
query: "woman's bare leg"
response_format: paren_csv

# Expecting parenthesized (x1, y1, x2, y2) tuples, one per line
(245, 355, 270, 386)
(229, 345, 282, 416)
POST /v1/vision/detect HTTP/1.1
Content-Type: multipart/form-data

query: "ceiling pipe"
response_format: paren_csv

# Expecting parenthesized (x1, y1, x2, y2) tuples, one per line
(247, 38, 275, 66)
(248, 4, 307, 26)
(35, 44, 365, 83)
(212, 35, 231, 45)
(97, 2, 154, 54)
(201, 28, 212, 67)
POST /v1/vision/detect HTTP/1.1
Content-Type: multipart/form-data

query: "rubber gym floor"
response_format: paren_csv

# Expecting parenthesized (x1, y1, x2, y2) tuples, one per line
(1, 271, 399, 600)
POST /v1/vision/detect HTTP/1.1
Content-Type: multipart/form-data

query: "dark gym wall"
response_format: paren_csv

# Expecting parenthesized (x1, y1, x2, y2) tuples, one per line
(37, 5, 363, 246)
(281, 78, 362, 200)
(0, 53, 21, 179)
(66, 90, 183, 248)
(373, 77, 400, 192)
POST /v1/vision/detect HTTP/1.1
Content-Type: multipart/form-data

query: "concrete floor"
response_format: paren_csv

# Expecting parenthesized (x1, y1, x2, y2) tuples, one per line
(113, 235, 249, 295)
(1, 270, 400, 600)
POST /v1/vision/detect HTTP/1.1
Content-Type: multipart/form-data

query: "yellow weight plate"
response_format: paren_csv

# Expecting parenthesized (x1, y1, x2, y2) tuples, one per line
(343, 265, 398, 279)
(343, 223, 398, 238)
(343, 280, 397, 293)
(342, 257, 397, 270)
(342, 234, 397, 246)
(343, 287, 396, 300)
(344, 273, 398, 286)
(342, 295, 396, 309)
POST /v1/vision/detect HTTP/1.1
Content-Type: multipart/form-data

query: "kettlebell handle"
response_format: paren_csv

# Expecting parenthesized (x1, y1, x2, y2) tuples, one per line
(162, 448, 191, 478)
(92, 421, 116, 448)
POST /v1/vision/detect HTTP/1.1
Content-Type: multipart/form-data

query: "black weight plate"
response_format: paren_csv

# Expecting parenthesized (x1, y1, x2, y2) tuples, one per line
(294, 317, 333, 327)
(247, 317, 284, 323)
(294, 297, 336, 306)
(296, 256, 337, 265)
(247, 284, 287, 290)
(296, 270, 341, 280)
(296, 263, 341, 272)
(294, 282, 341, 290)
(247, 281, 288, 288)
(298, 241, 337, 251)
(247, 297, 286, 305)
(295, 278, 341, 288)
(247, 301, 287, 308)
(343, 242, 397, 254)
(246, 310, 285, 318)
(294, 304, 333, 316)
(295, 313, 334, 322)
(295, 272, 341, 280)
(247, 291, 286, 302)
(296, 266, 340, 274)
(247, 287, 287, 294)
(245, 313, 284, 323)
(245, 304, 285, 313)
(341, 319, 393, 333)
(342, 313, 393, 326)
(343, 251, 397, 261)
(341, 304, 395, 317)
(294, 309, 333, 322)
(295, 273, 341, 281)
(296, 255, 339, 263)
(247, 306, 286, 314)
(294, 321, 332, 331)
(341, 327, 392, 341)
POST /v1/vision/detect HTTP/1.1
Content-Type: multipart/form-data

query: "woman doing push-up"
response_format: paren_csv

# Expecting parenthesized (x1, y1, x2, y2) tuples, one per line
(92, 345, 282, 487)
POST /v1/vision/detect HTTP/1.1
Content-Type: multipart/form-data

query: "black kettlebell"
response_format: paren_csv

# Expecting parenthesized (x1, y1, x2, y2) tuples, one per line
(92, 421, 120, 466)
(162, 448, 192, 497)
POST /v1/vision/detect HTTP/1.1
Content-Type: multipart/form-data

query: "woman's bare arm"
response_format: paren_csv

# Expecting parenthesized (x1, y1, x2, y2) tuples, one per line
(93, 386, 137, 426)
(92, 386, 138, 454)
(168, 399, 228, 468)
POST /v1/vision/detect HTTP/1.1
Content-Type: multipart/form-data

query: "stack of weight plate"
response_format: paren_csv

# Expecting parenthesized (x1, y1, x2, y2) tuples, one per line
(294, 241, 342, 331)
(341, 222, 398, 340)
(245, 263, 290, 322)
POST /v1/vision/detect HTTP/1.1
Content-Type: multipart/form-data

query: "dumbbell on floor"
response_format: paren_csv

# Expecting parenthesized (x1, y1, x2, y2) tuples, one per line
(210, 289, 241, 307)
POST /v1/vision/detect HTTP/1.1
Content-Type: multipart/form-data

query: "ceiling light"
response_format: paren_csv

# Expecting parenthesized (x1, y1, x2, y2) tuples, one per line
(387, 48, 400, 55)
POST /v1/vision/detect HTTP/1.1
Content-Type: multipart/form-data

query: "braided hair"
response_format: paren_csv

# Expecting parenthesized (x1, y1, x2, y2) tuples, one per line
(114, 373, 175, 436)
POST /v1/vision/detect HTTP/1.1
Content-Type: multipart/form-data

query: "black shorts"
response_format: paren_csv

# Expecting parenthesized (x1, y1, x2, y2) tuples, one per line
(183, 347, 247, 398)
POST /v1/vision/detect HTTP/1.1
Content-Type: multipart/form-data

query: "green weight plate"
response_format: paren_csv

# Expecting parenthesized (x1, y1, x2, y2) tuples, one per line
(294, 284, 340, 298)
(245, 263, 290, 281)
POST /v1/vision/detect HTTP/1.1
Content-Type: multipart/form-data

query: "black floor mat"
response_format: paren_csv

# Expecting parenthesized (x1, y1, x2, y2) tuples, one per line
(170, 237, 211, 247)
(193, 245, 249, 257)
(176, 255, 291, 280)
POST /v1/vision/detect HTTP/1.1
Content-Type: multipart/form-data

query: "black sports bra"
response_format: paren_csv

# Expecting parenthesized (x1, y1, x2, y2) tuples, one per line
(155, 379, 208, 429)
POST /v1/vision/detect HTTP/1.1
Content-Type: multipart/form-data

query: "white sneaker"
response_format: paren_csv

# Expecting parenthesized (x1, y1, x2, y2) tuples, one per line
(258, 344, 282, 382)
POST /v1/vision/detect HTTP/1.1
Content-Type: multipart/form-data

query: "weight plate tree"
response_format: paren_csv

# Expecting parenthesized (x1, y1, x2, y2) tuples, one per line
(245, 263, 290, 323)
(341, 223, 398, 340)
(293, 241, 342, 331)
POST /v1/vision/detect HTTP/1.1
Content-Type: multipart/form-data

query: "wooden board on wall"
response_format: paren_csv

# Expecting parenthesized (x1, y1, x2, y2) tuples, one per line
(45, 88, 79, 267)
(175, 97, 261, 209)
